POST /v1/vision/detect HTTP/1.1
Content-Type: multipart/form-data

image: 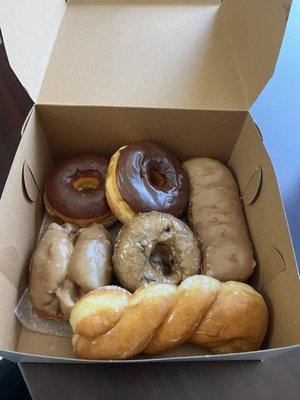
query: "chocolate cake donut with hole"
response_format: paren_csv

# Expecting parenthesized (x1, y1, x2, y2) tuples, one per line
(44, 154, 116, 227)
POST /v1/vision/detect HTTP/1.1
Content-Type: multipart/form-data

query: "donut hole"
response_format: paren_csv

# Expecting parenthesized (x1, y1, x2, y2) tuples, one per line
(149, 170, 166, 189)
(149, 243, 175, 276)
(73, 177, 100, 192)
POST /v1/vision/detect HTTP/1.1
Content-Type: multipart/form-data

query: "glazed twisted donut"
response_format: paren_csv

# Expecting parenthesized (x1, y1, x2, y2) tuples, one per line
(70, 275, 268, 359)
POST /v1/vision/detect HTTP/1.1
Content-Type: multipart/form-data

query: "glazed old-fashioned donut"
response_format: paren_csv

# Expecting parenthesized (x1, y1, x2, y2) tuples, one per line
(29, 222, 112, 320)
(113, 211, 201, 292)
(183, 158, 256, 282)
(44, 154, 116, 227)
(70, 275, 269, 360)
(105, 141, 189, 223)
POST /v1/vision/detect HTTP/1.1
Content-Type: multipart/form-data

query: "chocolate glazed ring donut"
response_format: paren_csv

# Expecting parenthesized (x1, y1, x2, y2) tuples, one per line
(113, 212, 201, 292)
(44, 154, 116, 227)
(105, 141, 189, 223)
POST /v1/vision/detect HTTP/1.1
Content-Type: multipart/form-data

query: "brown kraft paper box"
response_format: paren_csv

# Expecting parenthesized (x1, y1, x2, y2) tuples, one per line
(0, 0, 299, 364)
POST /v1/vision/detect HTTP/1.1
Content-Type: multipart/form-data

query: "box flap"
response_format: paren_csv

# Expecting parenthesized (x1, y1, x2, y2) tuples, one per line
(38, 1, 247, 110)
(223, 0, 292, 107)
(0, 0, 291, 108)
(38, 0, 291, 110)
(0, 0, 66, 101)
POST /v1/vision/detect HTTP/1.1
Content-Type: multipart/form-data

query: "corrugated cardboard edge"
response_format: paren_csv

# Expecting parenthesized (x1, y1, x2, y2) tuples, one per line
(0, 0, 66, 101)
(1, 345, 299, 364)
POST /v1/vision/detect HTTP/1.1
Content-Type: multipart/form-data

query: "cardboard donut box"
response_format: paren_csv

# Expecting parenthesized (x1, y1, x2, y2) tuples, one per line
(0, 0, 299, 363)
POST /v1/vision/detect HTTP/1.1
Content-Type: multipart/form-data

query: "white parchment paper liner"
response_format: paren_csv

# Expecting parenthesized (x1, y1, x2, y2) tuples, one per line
(14, 289, 73, 337)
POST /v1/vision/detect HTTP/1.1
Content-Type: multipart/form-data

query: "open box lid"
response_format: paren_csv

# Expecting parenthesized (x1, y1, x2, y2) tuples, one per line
(0, 0, 66, 102)
(0, 0, 292, 110)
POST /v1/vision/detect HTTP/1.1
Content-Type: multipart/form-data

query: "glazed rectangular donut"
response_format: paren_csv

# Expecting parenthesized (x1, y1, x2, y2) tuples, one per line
(183, 158, 255, 282)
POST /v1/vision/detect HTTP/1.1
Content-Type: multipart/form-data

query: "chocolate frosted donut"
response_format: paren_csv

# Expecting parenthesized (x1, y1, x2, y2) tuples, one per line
(106, 141, 189, 223)
(113, 212, 201, 292)
(44, 154, 116, 227)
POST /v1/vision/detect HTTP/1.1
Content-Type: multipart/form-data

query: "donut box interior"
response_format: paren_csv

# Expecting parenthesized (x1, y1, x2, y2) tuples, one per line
(0, 0, 299, 364)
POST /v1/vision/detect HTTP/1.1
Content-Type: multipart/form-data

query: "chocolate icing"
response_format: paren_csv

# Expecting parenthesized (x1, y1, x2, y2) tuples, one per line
(45, 154, 110, 219)
(116, 141, 189, 216)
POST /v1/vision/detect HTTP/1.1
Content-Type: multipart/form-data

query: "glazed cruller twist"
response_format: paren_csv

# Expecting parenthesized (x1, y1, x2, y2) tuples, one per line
(70, 275, 268, 360)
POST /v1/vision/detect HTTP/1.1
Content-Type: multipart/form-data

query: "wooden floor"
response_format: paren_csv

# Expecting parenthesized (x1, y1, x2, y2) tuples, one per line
(0, 43, 33, 195)
(0, 40, 299, 400)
